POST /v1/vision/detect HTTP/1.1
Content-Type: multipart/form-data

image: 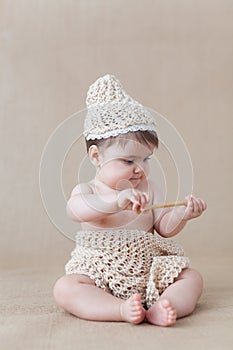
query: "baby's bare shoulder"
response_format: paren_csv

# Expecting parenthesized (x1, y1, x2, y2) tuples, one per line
(70, 182, 94, 197)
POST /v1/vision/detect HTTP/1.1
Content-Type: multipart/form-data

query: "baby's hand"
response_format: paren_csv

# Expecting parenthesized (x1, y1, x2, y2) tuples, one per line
(117, 189, 149, 212)
(182, 195, 207, 221)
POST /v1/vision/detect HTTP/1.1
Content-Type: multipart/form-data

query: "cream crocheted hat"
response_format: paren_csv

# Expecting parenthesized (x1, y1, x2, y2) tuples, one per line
(84, 74, 157, 140)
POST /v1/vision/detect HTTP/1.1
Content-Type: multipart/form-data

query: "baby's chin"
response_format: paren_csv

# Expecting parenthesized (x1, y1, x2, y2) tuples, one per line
(115, 179, 136, 191)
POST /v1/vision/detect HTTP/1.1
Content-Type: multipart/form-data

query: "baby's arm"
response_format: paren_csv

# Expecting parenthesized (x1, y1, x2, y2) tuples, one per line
(66, 183, 119, 222)
(154, 193, 207, 238)
(66, 184, 149, 222)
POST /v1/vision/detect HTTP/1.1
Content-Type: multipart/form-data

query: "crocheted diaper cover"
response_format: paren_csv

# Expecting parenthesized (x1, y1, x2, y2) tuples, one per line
(65, 229, 190, 309)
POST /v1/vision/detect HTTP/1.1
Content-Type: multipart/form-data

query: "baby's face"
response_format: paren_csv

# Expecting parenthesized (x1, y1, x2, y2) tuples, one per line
(96, 137, 155, 190)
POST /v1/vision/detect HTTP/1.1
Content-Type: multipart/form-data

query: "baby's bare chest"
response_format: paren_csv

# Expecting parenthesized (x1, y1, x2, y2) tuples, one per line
(83, 209, 154, 232)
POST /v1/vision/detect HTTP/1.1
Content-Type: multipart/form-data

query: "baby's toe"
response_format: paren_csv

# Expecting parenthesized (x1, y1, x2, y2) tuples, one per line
(160, 299, 170, 309)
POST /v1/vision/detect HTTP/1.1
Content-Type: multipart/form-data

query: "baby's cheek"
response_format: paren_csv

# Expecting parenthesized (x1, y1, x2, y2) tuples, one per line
(105, 170, 123, 187)
(142, 168, 149, 179)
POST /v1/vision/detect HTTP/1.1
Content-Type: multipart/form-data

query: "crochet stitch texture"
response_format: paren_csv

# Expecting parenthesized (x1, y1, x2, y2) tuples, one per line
(65, 229, 190, 309)
(84, 74, 157, 140)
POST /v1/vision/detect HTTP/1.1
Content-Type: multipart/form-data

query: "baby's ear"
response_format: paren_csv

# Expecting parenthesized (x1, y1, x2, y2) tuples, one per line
(89, 145, 101, 166)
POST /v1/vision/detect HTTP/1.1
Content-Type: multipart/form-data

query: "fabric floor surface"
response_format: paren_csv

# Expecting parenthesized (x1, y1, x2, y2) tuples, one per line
(0, 255, 232, 350)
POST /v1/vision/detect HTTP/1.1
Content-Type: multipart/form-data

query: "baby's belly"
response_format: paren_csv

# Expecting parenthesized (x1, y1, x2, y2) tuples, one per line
(82, 210, 154, 232)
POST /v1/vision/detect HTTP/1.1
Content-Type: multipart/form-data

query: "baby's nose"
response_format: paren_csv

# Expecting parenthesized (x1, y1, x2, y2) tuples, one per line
(134, 164, 142, 173)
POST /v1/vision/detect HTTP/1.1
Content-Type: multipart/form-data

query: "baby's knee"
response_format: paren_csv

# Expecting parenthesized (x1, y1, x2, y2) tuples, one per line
(184, 268, 204, 293)
(53, 275, 72, 306)
(190, 268, 203, 286)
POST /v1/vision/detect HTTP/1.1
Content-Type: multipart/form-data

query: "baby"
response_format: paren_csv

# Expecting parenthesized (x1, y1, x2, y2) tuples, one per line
(53, 74, 207, 326)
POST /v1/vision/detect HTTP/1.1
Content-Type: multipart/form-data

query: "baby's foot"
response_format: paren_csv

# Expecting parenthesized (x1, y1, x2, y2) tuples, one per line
(146, 299, 177, 326)
(120, 293, 146, 324)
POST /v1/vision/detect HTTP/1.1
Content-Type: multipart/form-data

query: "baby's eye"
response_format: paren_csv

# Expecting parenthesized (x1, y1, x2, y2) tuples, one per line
(123, 159, 134, 165)
(144, 157, 151, 162)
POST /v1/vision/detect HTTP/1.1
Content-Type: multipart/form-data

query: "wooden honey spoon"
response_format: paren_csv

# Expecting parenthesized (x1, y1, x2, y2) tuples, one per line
(137, 201, 187, 214)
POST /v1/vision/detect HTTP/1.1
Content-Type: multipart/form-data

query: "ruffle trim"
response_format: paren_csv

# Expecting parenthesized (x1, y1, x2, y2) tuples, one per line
(85, 124, 157, 140)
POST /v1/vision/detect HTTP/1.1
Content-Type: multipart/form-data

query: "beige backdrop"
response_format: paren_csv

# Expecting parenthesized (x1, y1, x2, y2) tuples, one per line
(0, 1, 233, 349)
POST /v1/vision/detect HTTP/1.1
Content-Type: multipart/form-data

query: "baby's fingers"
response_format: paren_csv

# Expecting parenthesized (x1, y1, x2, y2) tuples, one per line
(200, 199, 207, 211)
(192, 197, 200, 213)
(139, 192, 149, 210)
(185, 195, 207, 218)
(131, 192, 149, 212)
(190, 196, 207, 214)
(185, 195, 193, 210)
(129, 192, 139, 211)
(132, 200, 140, 211)
(195, 198, 205, 213)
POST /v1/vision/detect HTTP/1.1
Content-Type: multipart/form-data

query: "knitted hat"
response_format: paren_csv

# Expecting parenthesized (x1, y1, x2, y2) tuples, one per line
(84, 74, 157, 140)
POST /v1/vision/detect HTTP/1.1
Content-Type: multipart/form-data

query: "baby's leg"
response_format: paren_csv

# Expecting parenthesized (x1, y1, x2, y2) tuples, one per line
(53, 274, 146, 324)
(146, 268, 203, 326)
